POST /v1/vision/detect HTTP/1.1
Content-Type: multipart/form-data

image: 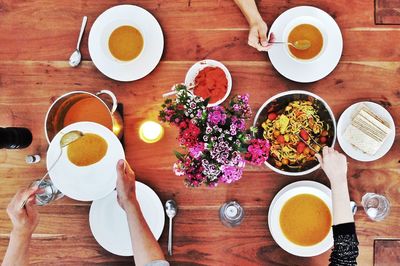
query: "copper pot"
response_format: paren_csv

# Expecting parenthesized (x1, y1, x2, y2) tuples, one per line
(44, 90, 123, 143)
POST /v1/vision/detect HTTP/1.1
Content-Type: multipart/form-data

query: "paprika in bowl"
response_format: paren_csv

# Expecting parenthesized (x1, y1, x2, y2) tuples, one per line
(184, 59, 232, 107)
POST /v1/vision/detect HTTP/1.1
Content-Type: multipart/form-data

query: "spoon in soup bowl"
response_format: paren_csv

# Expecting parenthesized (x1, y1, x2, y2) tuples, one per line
(271, 39, 312, 50)
(20, 130, 84, 208)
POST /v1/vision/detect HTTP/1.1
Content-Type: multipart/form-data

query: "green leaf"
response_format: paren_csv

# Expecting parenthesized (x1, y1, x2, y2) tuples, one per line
(204, 97, 210, 106)
(174, 150, 185, 161)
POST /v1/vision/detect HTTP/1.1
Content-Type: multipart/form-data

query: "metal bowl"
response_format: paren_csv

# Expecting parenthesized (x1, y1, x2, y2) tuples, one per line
(253, 90, 336, 176)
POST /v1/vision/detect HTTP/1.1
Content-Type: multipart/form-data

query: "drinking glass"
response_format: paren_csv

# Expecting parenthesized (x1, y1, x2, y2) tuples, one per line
(219, 201, 244, 227)
(31, 178, 64, 206)
(361, 193, 390, 221)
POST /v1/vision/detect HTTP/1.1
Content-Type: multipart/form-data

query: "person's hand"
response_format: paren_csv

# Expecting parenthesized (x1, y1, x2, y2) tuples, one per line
(7, 187, 39, 238)
(116, 159, 137, 211)
(316, 147, 348, 185)
(248, 19, 275, 52)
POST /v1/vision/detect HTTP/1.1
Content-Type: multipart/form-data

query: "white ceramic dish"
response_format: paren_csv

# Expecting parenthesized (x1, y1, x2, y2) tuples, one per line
(184, 59, 232, 107)
(89, 5, 164, 82)
(89, 182, 165, 256)
(268, 6, 343, 83)
(253, 90, 336, 176)
(268, 181, 333, 257)
(337, 101, 396, 162)
(47, 122, 125, 201)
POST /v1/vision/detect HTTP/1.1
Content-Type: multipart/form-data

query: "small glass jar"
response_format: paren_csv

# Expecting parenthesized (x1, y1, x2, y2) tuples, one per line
(361, 193, 390, 221)
(219, 201, 244, 227)
(31, 178, 64, 206)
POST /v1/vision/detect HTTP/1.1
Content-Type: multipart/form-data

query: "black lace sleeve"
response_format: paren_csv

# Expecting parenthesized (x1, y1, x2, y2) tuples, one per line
(329, 222, 359, 266)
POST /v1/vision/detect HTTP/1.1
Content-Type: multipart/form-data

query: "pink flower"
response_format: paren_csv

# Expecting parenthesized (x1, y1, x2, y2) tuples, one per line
(245, 139, 270, 165)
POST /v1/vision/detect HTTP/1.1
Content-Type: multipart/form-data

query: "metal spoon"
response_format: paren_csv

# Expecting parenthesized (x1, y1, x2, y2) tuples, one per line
(69, 16, 88, 67)
(20, 130, 84, 208)
(271, 39, 312, 50)
(165, 199, 177, 256)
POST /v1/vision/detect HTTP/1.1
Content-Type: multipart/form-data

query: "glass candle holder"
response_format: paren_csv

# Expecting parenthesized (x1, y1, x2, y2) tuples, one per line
(219, 201, 244, 227)
(361, 193, 390, 221)
(139, 121, 164, 143)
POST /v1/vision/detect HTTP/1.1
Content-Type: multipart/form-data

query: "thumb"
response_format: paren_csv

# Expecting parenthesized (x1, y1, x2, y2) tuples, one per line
(25, 196, 37, 216)
(315, 153, 323, 167)
(260, 30, 268, 47)
(268, 32, 276, 43)
(116, 160, 125, 177)
(259, 25, 268, 46)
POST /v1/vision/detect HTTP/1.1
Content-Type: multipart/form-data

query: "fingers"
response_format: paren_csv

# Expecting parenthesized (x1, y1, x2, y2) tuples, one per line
(315, 153, 323, 167)
(248, 40, 271, 52)
(322, 146, 330, 157)
(259, 26, 268, 47)
(268, 32, 276, 43)
(116, 159, 125, 179)
(124, 161, 135, 178)
(25, 196, 38, 216)
(248, 27, 271, 52)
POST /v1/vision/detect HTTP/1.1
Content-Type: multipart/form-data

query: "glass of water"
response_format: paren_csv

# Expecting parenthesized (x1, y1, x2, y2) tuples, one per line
(361, 193, 390, 221)
(219, 200, 244, 227)
(31, 178, 64, 206)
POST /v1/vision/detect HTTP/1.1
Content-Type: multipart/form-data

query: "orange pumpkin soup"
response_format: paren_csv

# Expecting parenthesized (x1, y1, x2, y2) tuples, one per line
(108, 25, 144, 61)
(279, 194, 331, 246)
(288, 24, 323, 60)
(63, 98, 113, 131)
(67, 133, 108, 167)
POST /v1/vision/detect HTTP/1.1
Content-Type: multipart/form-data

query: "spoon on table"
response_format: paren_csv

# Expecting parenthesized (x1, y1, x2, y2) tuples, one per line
(165, 199, 178, 256)
(20, 130, 84, 208)
(69, 16, 88, 67)
(271, 39, 312, 50)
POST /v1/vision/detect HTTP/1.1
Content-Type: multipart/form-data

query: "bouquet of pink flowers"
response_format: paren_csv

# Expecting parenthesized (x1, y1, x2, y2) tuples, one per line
(159, 85, 270, 187)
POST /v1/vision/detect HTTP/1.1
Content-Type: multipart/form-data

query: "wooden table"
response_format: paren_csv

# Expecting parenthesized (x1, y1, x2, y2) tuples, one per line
(0, 1, 399, 265)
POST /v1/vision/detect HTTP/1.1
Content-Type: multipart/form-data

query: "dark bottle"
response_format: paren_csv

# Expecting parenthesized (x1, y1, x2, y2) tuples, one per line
(0, 127, 33, 149)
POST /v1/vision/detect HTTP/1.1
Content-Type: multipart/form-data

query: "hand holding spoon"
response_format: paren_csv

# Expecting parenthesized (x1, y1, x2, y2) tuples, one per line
(69, 16, 88, 67)
(20, 131, 84, 208)
(165, 200, 177, 256)
(271, 39, 312, 50)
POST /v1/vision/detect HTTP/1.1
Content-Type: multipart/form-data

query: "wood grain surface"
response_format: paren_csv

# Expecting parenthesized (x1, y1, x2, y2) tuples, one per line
(0, 0, 399, 265)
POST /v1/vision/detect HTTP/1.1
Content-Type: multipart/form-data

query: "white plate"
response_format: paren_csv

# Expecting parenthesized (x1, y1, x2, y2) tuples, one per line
(89, 5, 164, 82)
(184, 59, 232, 107)
(268, 6, 343, 83)
(89, 182, 165, 256)
(253, 90, 336, 176)
(47, 122, 125, 201)
(268, 181, 333, 257)
(337, 101, 396, 162)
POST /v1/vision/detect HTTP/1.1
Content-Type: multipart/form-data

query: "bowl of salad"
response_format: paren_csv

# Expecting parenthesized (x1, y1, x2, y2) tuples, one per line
(253, 90, 336, 176)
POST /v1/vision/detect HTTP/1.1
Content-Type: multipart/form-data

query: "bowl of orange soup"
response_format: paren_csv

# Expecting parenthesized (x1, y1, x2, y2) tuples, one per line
(283, 16, 328, 62)
(268, 181, 333, 257)
(47, 122, 125, 201)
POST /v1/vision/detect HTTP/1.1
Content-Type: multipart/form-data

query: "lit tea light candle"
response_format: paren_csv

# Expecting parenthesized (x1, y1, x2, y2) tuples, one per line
(225, 205, 239, 218)
(139, 121, 164, 143)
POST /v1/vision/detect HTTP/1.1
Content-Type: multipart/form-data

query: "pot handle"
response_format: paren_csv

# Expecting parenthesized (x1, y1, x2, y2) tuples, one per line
(96, 90, 118, 114)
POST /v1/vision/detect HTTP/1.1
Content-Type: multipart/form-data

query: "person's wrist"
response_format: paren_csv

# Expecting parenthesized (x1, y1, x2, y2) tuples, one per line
(248, 15, 264, 27)
(123, 197, 139, 211)
(11, 229, 32, 241)
(330, 176, 349, 190)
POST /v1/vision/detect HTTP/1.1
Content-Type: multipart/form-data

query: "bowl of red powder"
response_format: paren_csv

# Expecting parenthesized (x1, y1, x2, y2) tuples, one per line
(185, 59, 232, 107)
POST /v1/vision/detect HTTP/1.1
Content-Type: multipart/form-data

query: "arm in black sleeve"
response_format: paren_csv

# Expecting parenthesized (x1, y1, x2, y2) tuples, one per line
(329, 222, 359, 266)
